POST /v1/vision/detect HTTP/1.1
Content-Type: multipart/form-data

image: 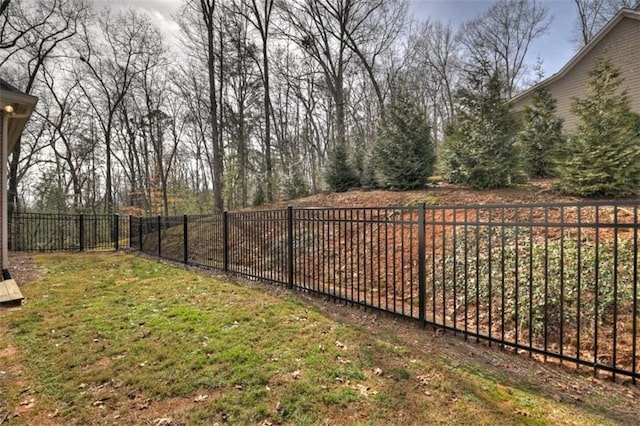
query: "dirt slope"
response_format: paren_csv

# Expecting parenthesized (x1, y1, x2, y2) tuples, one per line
(257, 179, 585, 210)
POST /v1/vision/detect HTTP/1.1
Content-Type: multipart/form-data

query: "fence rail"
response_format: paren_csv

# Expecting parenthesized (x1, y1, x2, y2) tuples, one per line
(11, 201, 640, 382)
(10, 213, 129, 251)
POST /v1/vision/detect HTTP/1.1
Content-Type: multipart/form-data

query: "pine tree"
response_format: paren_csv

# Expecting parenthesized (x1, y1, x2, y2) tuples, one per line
(372, 91, 435, 190)
(556, 58, 640, 197)
(440, 72, 522, 189)
(282, 160, 310, 199)
(324, 142, 359, 192)
(519, 85, 564, 177)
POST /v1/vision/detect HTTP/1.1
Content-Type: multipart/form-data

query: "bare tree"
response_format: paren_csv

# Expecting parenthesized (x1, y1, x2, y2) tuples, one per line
(340, 0, 408, 113)
(1, 0, 89, 218)
(221, 8, 260, 208)
(173, 62, 215, 212)
(572, 0, 636, 46)
(38, 64, 94, 211)
(130, 52, 178, 216)
(279, 0, 354, 152)
(237, 0, 276, 202)
(76, 8, 163, 213)
(407, 19, 461, 139)
(458, 0, 550, 98)
(178, 0, 224, 212)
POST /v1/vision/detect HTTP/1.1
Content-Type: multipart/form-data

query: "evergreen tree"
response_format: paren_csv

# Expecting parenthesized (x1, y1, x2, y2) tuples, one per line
(440, 72, 522, 189)
(324, 142, 359, 192)
(556, 58, 640, 197)
(519, 85, 564, 177)
(282, 160, 310, 199)
(372, 91, 434, 190)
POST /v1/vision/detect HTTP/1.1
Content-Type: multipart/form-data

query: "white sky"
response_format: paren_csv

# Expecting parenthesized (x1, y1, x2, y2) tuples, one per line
(92, 0, 580, 79)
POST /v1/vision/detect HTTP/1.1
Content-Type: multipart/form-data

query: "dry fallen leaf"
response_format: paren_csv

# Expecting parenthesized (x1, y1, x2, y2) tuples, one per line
(194, 394, 208, 402)
(19, 398, 35, 407)
(417, 375, 430, 386)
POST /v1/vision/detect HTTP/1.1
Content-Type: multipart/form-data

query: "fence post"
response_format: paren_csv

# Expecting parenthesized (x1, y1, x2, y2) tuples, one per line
(128, 215, 132, 249)
(223, 211, 229, 272)
(287, 206, 294, 289)
(418, 203, 426, 326)
(183, 214, 188, 264)
(139, 216, 143, 252)
(79, 214, 85, 252)
(157, 215, 162, 258)
(113, 214, 119, 251)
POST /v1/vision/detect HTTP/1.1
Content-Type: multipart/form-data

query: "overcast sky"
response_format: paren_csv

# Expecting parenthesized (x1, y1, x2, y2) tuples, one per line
(92, 0, 581, 79)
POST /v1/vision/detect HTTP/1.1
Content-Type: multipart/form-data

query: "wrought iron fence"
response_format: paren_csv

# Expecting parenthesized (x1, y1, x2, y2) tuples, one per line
(10, 213, 129, 251)
(11, 202, 640, 381)
(130, 202, 640, 382)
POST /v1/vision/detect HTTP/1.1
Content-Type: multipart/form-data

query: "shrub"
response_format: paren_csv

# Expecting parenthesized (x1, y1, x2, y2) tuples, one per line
(282, 160, 309, 200)
(518, 85, 564, 177)
(371, 91, 435, 190)
(556, 58, 640, 197)
(324, 143, 359, 193)
(440, 72, 522, 189)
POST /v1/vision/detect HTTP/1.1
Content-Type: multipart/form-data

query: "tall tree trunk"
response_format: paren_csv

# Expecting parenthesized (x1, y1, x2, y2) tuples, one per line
(201, 0, 223, 212)
(263, 41, 273, 202)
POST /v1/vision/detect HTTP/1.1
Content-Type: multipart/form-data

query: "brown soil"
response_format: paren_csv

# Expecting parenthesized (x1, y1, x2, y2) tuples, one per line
(258, 179, 580, 210)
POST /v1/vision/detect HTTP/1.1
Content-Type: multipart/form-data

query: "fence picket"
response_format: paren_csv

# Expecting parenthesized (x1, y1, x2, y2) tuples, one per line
(9, 200, 640, 381)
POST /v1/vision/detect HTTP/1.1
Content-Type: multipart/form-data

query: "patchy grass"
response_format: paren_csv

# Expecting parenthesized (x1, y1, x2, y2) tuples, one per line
(0, 252, 634, 425)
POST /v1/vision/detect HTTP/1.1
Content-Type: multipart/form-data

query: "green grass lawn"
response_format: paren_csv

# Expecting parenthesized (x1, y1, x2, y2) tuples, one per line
(0, 252, 634, 425)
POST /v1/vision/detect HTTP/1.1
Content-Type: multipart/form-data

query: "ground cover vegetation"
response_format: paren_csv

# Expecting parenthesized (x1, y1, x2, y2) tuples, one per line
(2, 252, 640, 425)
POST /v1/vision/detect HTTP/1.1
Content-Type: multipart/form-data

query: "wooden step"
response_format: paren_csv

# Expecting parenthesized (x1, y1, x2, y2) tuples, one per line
(0, 279, 24, 304)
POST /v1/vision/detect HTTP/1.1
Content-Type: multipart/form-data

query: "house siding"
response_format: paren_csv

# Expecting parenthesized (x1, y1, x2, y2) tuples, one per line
(512, 15, 640, 132)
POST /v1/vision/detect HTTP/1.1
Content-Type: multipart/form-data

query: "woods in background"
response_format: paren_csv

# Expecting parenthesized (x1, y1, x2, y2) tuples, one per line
(4, 0, 631, 215)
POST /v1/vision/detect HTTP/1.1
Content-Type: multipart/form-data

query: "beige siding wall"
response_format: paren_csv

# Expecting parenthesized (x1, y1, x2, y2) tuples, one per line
(513, 16, 640, 132)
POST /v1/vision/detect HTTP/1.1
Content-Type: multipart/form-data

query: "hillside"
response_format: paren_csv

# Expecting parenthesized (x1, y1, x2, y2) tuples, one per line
(258, 179, 586, 211)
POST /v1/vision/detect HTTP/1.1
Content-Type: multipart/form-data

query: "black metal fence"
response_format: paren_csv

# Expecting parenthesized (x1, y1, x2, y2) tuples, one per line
(10, 213, 130, 251)
(11, 202, 640, 382)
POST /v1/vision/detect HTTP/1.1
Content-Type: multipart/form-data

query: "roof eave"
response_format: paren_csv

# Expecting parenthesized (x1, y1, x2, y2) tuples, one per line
(1, 88, 39, 153)
(510, 9, 640, 105)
